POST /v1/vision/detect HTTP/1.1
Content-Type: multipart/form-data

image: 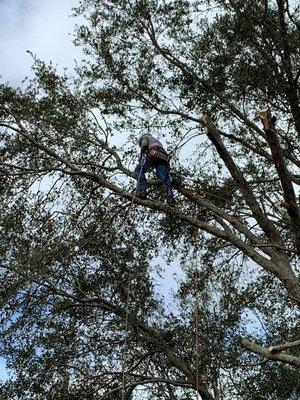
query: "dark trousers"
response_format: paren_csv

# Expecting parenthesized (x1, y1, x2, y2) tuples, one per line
(134, 156, 174, 197)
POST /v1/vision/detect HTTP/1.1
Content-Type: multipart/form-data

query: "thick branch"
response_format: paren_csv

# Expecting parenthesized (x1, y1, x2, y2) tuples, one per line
(178, 185, 278, 258)
(3, 113, 300, 303)
(241, 339, 300, 368)
(259, 109, 300, 255)
(201, 114, 282, 245)
(269, 338, 300, 354)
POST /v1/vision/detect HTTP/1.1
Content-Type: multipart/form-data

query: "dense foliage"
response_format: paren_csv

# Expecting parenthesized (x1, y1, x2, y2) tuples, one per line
(0, 1, 299, 399)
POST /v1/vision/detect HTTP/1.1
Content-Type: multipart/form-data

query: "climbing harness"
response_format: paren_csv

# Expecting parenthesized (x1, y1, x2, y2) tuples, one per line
(147, 144, 170, 165)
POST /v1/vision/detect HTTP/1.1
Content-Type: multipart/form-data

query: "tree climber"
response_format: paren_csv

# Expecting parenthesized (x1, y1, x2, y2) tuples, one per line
(134, 134, 176, 207)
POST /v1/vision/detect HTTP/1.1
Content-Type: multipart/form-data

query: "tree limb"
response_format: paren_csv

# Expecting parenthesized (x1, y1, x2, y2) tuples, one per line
(201, 113, 282, 245)
(268, 338, 300, 354)
(3, 108, 300, 302)
(259, 108, 300, 255)
(241, 339, 300, 368)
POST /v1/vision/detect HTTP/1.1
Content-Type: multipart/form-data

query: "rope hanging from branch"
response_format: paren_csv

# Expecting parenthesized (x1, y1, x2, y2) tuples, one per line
(194, 240, 201, 400)
(121, 155, 146, 400)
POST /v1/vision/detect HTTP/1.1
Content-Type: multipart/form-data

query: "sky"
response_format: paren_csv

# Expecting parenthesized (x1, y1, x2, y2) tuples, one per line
(0, 0, 81, 86)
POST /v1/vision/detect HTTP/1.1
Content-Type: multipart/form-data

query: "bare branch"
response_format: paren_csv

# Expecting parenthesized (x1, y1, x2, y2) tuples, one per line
(269, 338, 300, 353)
(241, 339, 300, 368)
(259, 108, 300, 254)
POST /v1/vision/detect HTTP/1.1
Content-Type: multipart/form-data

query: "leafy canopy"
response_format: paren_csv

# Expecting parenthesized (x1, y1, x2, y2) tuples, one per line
(0, 0, 299, 399)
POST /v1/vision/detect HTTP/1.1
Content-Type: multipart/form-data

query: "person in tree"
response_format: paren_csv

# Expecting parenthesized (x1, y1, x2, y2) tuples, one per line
(134, 134, 176, 206)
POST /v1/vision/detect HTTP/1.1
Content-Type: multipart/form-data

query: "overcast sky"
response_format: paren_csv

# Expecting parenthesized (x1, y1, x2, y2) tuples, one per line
(0, 0, 81, 86)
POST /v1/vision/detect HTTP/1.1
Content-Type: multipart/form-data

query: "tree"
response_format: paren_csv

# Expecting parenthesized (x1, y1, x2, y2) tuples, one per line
(0, 0, 299, 399)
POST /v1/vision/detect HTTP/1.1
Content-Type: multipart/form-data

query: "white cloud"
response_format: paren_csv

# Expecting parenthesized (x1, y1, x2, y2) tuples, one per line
(0, 0, 82, 85)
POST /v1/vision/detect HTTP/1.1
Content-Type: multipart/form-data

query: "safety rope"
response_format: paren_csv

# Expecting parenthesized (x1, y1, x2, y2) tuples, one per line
(121, 246, 133, 399)
(194, 262, 200, 400)
(121, 155, 145, 400)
